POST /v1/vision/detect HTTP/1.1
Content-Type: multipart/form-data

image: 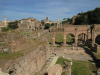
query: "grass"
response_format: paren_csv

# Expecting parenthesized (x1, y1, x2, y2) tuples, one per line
(56, 57, 97, 75)
(56, 57, 71, 68)
(48, 34, 75, 44)
(19, 32, 33, 36)
(71, 60, 97, 75)
(0, 52, 23, 60)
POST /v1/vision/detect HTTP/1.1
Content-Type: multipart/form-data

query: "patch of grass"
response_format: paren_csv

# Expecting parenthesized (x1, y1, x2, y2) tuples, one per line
(71, 60, 96, 75)
(56, 57, 71, 68)
(61, 71, 66, 75)
(19, 32, 32, 36)
(0, 52, 23, 60)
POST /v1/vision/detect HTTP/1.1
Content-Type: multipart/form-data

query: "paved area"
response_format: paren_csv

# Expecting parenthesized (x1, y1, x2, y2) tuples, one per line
(46, 56, 59, 72)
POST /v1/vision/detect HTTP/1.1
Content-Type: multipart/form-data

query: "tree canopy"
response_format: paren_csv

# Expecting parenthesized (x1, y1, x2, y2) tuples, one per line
(44, 23, 51, 29)
(7, 20, 18, 29)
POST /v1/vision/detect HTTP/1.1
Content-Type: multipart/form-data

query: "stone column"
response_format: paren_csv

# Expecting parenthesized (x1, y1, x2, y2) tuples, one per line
(4, 16, 6, 27)
(63, 35, 66, 46)
(52, 38, 55, 46)
(75, 37, 78, 46)
(61, 23, 62, 28)
(85, 35, 87, 42)
(52, 33, 55, 46)
(87, 29, 91, 45)
(57, 23, 58, 28)
(75, 28, 78, 46)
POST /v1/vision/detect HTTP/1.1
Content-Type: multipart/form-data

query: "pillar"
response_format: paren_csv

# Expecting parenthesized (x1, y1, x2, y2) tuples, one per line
(52, 38, 55, 46)
(75, 28, 78, 46)
(63, 35, 66, 46)
(75, 37, 78, 46)
(57, 23, 58, 28)
(61, 23, 62, 28)
(4, 16, 6, 27)
(85, 35, 87, 42)
(87, 29, 91, 45)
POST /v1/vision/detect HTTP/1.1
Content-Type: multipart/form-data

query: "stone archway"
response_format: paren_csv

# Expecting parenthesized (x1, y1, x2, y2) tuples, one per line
(66, 33, 75, 45)
(78, 33, 87, 45)
(95, 34, 100, 45)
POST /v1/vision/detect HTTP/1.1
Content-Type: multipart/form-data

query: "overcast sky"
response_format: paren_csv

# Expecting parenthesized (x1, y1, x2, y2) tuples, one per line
(0, 0, 100, 22)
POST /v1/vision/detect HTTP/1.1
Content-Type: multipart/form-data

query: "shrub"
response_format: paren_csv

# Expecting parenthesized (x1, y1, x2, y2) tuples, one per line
(2, 27, 11, 32)
(44, 23, 50, 29)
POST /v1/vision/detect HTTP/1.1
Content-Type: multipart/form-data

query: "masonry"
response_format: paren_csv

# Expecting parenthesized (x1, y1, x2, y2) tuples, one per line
(0, 43, 50, 75)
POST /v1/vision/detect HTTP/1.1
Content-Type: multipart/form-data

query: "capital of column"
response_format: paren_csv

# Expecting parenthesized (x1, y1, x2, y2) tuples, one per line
(52, 38, 55, 39)
(75, 38, 78, 39)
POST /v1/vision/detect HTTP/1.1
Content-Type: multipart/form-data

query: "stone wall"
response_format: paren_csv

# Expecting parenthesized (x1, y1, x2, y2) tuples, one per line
(1, 44, 50, 75)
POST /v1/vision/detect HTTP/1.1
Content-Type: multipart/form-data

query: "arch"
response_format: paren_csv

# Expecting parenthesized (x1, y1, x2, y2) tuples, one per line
(95, 34, 100, 45)
(66, 33, 75, 45)
(55, 33, 63, 45)
(78, 33, 87, 45)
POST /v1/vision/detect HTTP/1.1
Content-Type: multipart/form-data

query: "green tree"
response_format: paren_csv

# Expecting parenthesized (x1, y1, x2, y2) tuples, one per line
(7, 20, 18, 29)
(2, 27, 11, 32)
(44, 23, 50, 29)
(63, 18, 66, 20)
(41, 20, 44, 25)
(55, 23, 57, 25)
(51, 23, 54, 26)
(74, 15, 89, 25)
(66, 18, 72, 23)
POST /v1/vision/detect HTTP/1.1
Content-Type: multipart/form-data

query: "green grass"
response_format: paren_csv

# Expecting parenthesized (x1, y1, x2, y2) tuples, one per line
(56, 57, 71, 68)
(56, 57, 97, 75)
(48, 34, 75, 44)
(19, 32, 33, 36)
(0, 52, 23, 60)
(71, 60, 97, 75)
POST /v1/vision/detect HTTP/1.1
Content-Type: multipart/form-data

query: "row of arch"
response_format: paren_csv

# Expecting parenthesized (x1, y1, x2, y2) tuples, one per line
(52, 32, 88, 46)
(52, 33, 100, 46)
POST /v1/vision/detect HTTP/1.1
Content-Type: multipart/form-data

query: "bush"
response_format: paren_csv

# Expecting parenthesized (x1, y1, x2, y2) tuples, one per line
(7, 21, 18, 29)
(2, 27, 11, 32)
(44, 23, 50, 29)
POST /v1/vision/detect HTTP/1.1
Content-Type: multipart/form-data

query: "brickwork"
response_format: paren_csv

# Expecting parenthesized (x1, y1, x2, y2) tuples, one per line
(52, 25, 90, 46)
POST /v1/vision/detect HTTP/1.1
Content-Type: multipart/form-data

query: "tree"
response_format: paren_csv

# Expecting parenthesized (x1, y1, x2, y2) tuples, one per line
(7, 20, 18, 29)
(2, 27, 11, 32)
(63, 18, 66, 20)
(74, 15, 89, 25)
(55, 23, 57, 25)
(41, 20, 44, 25)
(51, 23, 54, 26)
(66, 18, 72, 23)
(44, 23, 50, 29)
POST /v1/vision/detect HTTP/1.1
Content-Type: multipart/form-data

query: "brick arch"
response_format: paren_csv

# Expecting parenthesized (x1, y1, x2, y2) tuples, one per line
(95, 34, 100, 45)
(66, 33, 75, 37)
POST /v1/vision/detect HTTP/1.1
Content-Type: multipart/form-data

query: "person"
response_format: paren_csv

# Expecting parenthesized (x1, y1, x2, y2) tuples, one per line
(54, 50, 56, 56)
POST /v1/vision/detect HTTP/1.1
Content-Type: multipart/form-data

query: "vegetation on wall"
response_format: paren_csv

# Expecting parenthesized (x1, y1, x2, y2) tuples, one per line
(7, 20, 19, 29)
(2, 27, 12, 32)
(44, 23, 51, 29)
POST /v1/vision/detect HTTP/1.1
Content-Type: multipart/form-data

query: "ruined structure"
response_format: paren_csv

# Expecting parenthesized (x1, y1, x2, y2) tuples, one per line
(18, 17, 41, 33)
(52, 25, 91, 46)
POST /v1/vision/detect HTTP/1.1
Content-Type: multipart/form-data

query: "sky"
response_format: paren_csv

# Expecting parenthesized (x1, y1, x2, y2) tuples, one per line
(0, 0, 100, 22)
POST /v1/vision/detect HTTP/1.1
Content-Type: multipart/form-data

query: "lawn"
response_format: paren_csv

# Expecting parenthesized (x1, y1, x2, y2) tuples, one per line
(48, 34, 75, 44)
(55, 57, 97, 75)
(0, 52, 23, 60)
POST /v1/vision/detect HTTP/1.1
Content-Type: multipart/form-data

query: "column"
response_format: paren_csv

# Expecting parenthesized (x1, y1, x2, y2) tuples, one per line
(87, 29, 91, 46)
(52, 38, 55, 46)
(63, 35, 66, 46)
(85, 35, 87, 42)
(75, 37, 78, 46)
(75, 28, 78, 46)
(57, 23, 58, 28)
(61, 23, 62, 28)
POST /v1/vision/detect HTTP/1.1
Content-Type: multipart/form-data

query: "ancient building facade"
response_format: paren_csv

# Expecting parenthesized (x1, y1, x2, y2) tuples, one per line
(18, 17, 41, 33)
(52, 25, 91, 46)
